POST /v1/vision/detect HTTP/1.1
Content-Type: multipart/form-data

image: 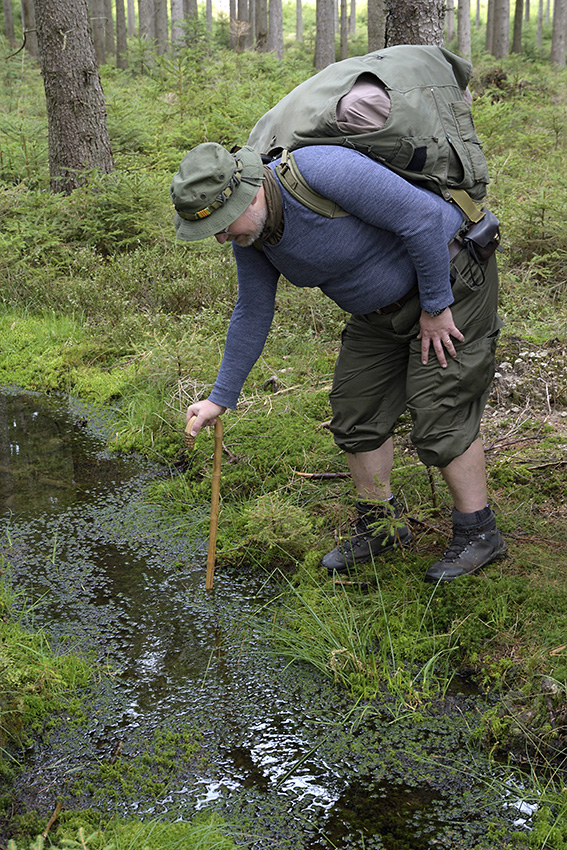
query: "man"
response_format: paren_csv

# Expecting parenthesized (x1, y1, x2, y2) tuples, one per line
(170, 141, 506, 582)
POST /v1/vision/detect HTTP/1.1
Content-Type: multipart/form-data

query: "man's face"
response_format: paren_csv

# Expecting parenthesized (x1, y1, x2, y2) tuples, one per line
(214, 192, 267, 247)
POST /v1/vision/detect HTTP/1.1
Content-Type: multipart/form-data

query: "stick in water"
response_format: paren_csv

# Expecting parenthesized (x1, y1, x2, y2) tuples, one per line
(184, 415, 223, 590)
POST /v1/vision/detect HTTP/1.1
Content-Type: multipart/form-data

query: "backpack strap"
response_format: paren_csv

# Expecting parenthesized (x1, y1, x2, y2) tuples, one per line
(276, 149, 486, 225)
(448, 188, 486, 223)
(275, 150, 350, 219)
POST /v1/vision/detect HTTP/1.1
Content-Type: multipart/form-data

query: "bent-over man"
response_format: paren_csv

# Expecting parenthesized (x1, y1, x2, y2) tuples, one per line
(170, 142, 506, 582)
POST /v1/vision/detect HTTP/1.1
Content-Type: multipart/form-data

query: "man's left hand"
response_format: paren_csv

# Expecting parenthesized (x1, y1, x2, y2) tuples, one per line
(418, 307, 465, 368)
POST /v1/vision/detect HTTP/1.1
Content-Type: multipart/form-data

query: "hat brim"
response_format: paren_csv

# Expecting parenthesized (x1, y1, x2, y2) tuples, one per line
(174, 146, 264, 242)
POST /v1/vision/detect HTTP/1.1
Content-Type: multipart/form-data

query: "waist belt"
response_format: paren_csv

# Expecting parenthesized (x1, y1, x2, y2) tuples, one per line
(375, 285, 418, 315)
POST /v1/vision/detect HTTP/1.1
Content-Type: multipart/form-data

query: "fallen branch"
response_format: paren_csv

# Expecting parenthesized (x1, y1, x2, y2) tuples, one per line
(42, 800, 62, 839)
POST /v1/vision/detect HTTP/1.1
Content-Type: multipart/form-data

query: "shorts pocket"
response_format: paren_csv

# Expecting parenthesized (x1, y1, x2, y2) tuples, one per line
(450, 245, 486, 292)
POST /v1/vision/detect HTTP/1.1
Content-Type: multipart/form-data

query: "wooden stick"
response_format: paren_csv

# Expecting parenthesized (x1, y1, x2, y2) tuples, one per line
(206, 417, 223, 591)
(42, 801, 62, 839)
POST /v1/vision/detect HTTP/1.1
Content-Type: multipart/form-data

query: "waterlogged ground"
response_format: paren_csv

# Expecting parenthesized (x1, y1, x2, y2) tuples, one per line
(0, 388, 535, 849)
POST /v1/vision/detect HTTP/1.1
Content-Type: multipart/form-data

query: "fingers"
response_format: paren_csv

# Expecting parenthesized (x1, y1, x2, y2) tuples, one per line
(186, 402, 225, 436)
(420, 333, 458, 368)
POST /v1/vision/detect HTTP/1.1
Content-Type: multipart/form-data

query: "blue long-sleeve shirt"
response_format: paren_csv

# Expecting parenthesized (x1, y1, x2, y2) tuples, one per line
(209, 145, 465, 409)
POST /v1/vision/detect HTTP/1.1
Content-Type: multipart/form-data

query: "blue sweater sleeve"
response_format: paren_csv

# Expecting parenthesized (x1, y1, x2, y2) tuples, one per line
(208, 246, 280, 409)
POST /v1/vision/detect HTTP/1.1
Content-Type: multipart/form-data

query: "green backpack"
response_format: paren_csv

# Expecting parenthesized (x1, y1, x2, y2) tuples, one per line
(247, 44, 489, 222)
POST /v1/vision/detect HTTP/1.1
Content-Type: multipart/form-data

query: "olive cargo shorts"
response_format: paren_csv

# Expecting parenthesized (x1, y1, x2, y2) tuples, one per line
(329, 251, 503, 469)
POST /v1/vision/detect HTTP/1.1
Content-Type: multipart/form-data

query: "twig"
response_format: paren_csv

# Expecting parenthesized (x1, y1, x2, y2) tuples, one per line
(427, 467, 438, 511)
(42, 800, 62, 839)
(295, 471, 351, 479)
(110, 741, 123, 764)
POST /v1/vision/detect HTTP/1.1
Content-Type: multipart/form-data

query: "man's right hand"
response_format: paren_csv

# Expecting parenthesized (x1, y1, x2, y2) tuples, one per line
(186, 400, 226, 436)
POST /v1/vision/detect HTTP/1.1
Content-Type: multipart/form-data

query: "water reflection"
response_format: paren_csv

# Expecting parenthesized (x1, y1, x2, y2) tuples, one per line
(0, 387, 532, 849)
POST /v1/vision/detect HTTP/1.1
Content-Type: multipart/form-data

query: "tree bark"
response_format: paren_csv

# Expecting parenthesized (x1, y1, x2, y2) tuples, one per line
(511, 0, 523, 52)
(154, 0, 168, 52)
(536, 0, 543, 46)
(385, 0, 445, 45)
(339, 0, 348, 59)
(492, 0, 510, 58)
(296, 0, 303, 42)
(268, 0, 284, 58)
(255, 0, 268, 49)
(229, 0, 236, 48)
(89, 0, 106, 64)
(457, 0, 471, 59)
(21, 0, 39, 57)
(171, 0, 184, 43)
(104, 0, 115, 54)
(236, 0, 250, 51)
(2, 0, 15, 44)
(314, 0, 335, 69)
(446, 0, 455, 42)
(34, 0, 114, 193)
(138, 0, 155, 39)
(349, 0, 356, 36)
(127, 0, 136, 35)
(367, 0, 385, 50)
(116, 0, 128, 66)
(485, 0, 495, 53)
(551, 0, 567, 65)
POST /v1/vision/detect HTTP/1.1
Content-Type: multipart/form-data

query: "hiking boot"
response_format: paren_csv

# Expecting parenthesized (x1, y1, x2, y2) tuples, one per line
(322, 503, 412, 575)
(425, 525, 507, 583)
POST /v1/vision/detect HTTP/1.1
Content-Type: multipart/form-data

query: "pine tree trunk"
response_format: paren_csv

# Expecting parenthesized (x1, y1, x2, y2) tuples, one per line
(90, 0, 106, 64)
(255, 0, 268, 49)
(116, 0, 128, 66)
(236, 0, 249, 51)
(127, 0, 136, 35)
(2, 0, 15, 44)
(386, 0, 445, 45)
(21, 0, 39, 57)
(349, 0, 356, 36)
(511, 0, 523, 52)
(551, 0, 567, 65)
(296, 0, 303, 42)
(367, 0, 385, 50)
(485, 0, 495, 53)
(314, 0, 335, 69)
(446, 0, 455, 42)
(154, 0, 168, 52)
(170, 0, 184, 43)
(267, 0, 284, 58)
(457, 0, 471, 58)
(492, 0, 510, 58)
(104, 0, 115, 54)
(339, 0, 348, 59)
(34, 0, 114, 193)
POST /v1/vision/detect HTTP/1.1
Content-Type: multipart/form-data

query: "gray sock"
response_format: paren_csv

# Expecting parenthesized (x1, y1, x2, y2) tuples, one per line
(452, 504, 495, 531)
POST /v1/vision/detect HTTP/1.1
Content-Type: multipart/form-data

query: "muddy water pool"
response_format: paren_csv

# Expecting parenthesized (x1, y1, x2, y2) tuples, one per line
(0, 388, 534, 848)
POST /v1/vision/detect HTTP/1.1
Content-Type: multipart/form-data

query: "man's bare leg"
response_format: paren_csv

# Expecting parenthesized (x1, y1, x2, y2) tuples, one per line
(346, 437, 394, 502)
(321, 438, 412, 574)
(439, 437, 487, 513)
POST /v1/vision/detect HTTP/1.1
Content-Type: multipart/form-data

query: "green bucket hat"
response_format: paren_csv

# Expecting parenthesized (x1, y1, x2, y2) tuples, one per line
(171, 143, 264, 241)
